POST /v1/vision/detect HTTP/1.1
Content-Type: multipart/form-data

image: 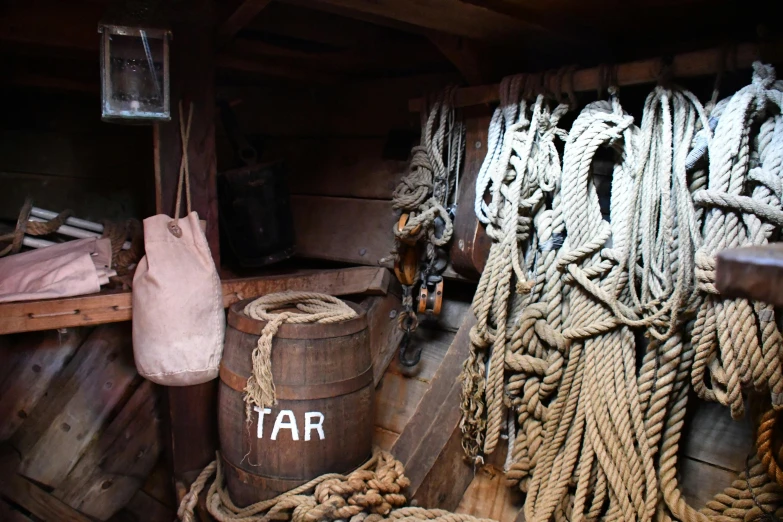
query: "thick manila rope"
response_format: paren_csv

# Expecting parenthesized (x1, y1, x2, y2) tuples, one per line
(391, 86, 464, 268)
(177, 449, 498, 522)
(462, 64, 783, 522)
(241, 292, 357, 419)
(459, 75, 564, 464)
(525, 94, 659, 522)
(691, 63, 783, 419)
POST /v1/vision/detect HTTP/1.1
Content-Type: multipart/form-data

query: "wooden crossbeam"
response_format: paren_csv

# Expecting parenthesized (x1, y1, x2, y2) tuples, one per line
(409, 41, 783, 111)
(281, 0, 536, 44)
(216, 0, 274, 48)
(0, 267, 391, 335)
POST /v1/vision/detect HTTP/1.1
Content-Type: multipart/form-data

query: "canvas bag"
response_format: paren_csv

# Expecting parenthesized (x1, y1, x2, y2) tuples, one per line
(132, 103, 225, 385)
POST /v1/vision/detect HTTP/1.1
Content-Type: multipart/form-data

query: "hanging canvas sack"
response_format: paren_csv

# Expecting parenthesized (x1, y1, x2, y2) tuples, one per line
(132, 102, 225, 386)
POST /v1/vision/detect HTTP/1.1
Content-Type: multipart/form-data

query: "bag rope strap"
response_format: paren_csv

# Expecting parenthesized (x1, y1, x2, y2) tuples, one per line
(168, 100, 194, 238)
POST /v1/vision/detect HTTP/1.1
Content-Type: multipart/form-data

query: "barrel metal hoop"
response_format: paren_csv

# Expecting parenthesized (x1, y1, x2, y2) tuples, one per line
(219, 364, 374, 400)
(221, 454, 309, 491)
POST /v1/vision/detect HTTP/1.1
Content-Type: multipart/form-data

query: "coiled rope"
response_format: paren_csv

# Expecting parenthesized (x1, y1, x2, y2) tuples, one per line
(178, 449, 496, 522)
(241, 292, 358, 418)
(461, 62, 783, 522)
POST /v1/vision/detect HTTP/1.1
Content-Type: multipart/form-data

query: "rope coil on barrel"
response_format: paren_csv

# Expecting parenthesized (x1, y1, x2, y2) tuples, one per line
(241, 292, 358, 419)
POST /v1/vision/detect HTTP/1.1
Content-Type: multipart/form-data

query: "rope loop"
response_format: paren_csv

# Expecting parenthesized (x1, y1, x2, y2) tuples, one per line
(242, 292, 357, 416)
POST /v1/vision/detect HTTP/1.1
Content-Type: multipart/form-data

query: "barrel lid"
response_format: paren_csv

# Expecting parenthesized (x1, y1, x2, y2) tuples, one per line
(228, 298, 367, 339)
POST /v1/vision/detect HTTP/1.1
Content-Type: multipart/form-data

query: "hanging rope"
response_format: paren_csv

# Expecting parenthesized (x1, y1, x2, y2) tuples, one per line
(0, 198, 72, 257)
(241, 292, 357, 418)
(388, 86, 465, 366)
(178, 449, 496, 522)
(0, 198, 143, 274)
(691, 63, 783, 419)
(461, 62, 783, 522)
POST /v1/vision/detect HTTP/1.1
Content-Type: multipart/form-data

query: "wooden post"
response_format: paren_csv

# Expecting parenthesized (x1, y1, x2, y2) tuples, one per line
(153, 0, 220, 498)
(450, 106, 492, 278)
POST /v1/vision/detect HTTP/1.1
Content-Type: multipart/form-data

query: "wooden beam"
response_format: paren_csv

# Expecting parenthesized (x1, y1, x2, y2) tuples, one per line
(427, 34, 492, 85)
(280, 0, 536, 44)
(156, 0, 220, 268)
(0, 267, 391, 335)
(409, 41, 783, 111)
(450, 106, 492, 278)
(361, 287, 404, 386)
(458, 0, 591, 45)
(391, 314, 476, 508)
(716, 244, 783, 307)
(215, 53, 341, 83)
(216, 0, 274, 48)
(0, 446, 92, 522)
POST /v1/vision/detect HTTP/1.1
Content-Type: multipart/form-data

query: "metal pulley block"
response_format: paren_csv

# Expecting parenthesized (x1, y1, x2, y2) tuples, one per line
(394, 244, 419, 286)
(417, 279, 444, 316)
(397, 213, 420, 246)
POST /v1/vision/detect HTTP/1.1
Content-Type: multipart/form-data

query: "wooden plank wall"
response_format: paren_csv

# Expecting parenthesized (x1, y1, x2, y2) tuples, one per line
(372, 295, 469, 451)
(216, 73, 458, 269)
(454, 391, 756, 521)
(0, 325, 165, 522)
(0, 87, 154, 224)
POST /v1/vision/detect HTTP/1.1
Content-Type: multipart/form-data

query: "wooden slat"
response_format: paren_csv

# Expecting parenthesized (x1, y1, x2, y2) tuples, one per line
(375, 372, 430, 435)
(411, 417, 473, 510)
(12, 324, 137, 488)
(680, 457, 738, 509)
(427, 34, 491, 86)
(361, 292, 405, 386)
(54, 381, 161, 520)
(682, 400, 753, 472)
(216, 0, 273, 48)
(282, 0, 543, 43)
(373, 426, 399, 452)
(456, 441, 522, 522)
(263, 138, 407, 200)
(0, 446, 92, 522)
(450, 106, 492, 278)
(391, 315, 476, 505)
(373, 327, 453, 444)
(0, 329, 88, 441)
(0, 498, 34, 522)
(0, 267, 391, 335)
(716, 244, 783, 307)
(291, 195, 396, 265)
(119, 489, 175, 522)
(409, 41, 781, 111)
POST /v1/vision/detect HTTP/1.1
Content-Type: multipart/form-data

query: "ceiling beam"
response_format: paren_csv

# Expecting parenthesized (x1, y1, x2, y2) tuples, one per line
(458, 0, 593, 45)
(279, 0, 539, 44)
(216, 0, 274, 48)
(427, 34, 493, 85)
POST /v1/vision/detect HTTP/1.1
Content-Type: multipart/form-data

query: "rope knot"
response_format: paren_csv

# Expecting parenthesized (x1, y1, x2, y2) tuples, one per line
(753, 61, 777, 89)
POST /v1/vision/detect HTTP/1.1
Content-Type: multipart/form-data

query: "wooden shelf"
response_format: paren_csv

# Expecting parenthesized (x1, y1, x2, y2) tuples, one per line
(716, 244, 783, 307)
(0, 267, 391, 335)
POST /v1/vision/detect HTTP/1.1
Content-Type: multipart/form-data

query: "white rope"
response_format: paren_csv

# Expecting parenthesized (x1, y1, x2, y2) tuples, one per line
(461, 62, 783, 522)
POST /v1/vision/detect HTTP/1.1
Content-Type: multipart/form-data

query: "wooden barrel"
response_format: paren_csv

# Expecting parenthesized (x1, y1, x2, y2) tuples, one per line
(218, 298, 374, 506)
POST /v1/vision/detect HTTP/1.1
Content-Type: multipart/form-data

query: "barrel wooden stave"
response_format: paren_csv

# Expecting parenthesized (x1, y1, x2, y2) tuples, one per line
(219, 299, 373, 507)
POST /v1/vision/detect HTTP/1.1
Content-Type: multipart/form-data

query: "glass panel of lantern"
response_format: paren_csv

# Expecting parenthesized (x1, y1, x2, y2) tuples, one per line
(99, 24, 171, 122)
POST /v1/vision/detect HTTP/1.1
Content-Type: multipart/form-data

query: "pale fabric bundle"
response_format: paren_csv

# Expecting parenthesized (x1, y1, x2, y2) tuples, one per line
(0, 237, 113, 303)
(132, 102, 225, 386)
